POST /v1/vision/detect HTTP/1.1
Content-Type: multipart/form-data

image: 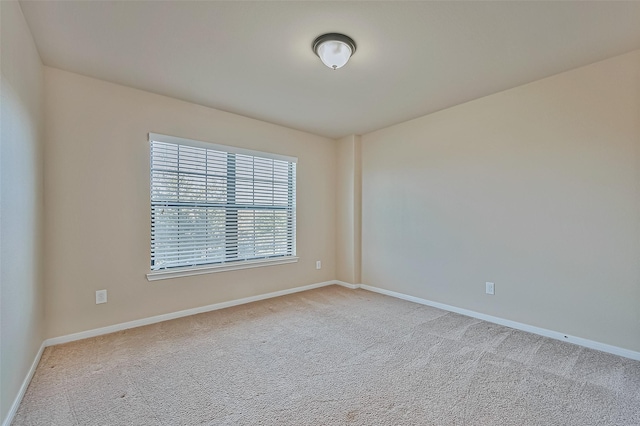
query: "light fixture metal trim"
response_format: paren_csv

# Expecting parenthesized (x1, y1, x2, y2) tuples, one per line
(312, 33, 357, 70)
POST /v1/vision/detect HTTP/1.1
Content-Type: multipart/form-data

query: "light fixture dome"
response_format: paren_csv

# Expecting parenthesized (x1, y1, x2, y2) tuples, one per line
(313, 33, 357, 70)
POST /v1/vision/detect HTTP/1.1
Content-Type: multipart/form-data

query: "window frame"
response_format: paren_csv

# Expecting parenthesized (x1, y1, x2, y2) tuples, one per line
(146, 133, 298, 281)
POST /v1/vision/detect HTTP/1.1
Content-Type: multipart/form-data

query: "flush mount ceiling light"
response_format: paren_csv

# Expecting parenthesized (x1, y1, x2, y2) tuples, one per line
(312, 33, 357, 70)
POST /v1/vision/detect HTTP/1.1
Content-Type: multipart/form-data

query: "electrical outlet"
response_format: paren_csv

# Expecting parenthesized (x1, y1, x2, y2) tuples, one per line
(485, 282, 495, 295)
(96, 289, 107, 304)
(316, 260, 322, 270)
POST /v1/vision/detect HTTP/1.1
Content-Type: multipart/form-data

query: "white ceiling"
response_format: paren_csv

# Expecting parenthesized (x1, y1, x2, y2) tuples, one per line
(20, 1, 640, 139)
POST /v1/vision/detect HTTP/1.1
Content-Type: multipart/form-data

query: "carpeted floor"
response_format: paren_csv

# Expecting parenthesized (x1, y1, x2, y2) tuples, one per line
(13, 285, 640, 425)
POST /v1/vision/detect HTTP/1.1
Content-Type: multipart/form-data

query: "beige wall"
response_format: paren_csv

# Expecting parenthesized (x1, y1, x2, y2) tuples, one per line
(335, 135, 361, 284)
(43, 67, 336, 338)
(361, 50, 640, 352)
(0, 1, 45, 421)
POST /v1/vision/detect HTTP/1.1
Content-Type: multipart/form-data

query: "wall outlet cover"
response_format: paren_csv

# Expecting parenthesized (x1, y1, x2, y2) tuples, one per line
(96, 289, 107, 304)
(486, 282, 495, 295)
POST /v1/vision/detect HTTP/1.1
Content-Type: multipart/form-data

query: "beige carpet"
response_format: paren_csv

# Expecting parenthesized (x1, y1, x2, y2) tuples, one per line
(13, 285, 640, 425)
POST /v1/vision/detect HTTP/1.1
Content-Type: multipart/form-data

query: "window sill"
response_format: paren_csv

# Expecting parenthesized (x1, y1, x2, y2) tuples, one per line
(146, 257, 299, 281)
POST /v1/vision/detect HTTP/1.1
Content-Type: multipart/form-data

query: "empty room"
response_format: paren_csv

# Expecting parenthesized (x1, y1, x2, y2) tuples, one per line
(2, 1, 639, 425)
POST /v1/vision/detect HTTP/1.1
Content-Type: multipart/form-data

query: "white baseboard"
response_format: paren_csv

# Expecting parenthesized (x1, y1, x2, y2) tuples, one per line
(358, 284, 640, 361)
(45, 280, 337, 346)
(2, 342, 45, 426)
(333, 280, 360, 289)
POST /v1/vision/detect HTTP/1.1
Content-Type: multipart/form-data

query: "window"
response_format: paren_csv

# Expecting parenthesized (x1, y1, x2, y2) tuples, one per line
(148, 133, 297, 279)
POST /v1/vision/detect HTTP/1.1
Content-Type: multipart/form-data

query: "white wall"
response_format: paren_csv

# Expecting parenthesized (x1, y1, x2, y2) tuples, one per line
(361, 50, 640, 352)
(43, 67, 337, 338)
(0, 1, 45, 421)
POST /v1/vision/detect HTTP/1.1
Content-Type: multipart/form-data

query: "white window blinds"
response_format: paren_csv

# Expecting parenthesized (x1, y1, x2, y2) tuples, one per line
(149, 133, 296, 271)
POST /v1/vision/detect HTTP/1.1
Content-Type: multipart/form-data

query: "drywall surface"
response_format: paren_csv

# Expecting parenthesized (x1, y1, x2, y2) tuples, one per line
(0, 1, 45, 421)
(361, 50, 640, 352)
(43, 67, 337, 338)
(335, 135, 361, 284)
